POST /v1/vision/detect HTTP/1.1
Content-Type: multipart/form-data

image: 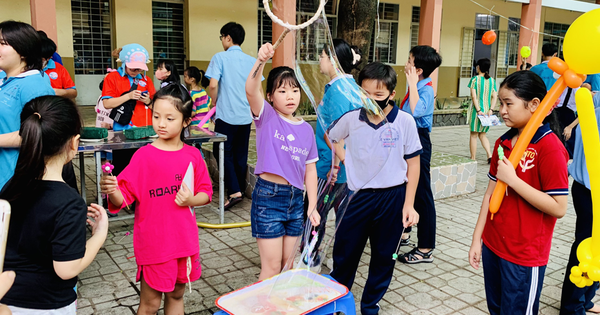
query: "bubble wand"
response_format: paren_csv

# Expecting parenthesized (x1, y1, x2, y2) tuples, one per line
(102, 162, 130, 211)
(251, 0, 327, 79)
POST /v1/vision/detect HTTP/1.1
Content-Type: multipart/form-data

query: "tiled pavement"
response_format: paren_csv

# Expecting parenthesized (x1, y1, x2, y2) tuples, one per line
(72, 123, 592, 314)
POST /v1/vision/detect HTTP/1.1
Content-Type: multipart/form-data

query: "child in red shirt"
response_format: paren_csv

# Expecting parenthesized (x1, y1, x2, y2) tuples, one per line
(40, 36, 77, 99)
(101, 84, 212, 314)
(469, 71, 569, 314)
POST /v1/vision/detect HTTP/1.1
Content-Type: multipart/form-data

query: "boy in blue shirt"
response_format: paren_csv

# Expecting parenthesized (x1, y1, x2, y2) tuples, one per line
(398, 45, 442, 264)
(530, 43, 558, 91)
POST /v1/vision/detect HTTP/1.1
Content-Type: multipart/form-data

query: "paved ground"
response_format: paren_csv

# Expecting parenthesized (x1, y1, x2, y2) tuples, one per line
(72, 120, 592, 315)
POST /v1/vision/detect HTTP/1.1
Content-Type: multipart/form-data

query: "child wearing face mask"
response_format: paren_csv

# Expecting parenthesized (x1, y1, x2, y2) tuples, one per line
(327, 62, 421, 315)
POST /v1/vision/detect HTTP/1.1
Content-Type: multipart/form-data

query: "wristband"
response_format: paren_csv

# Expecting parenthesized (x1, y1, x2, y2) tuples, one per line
(333, 165, 340, 170)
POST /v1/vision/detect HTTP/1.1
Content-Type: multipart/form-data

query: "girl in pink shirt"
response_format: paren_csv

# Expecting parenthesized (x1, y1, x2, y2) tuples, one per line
(246, 43, 321, 281)
(101, 83, 213, 314)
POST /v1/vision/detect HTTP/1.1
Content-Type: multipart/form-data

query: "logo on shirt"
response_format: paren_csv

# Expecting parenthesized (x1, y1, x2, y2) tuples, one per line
(380, 128, 399, 148)
(519, 148, 537, 173)
(274, 129, 308, 162)
(48, 72, 58, 80)
(139, 81, 146, 87)
(287, 134, 295, 141)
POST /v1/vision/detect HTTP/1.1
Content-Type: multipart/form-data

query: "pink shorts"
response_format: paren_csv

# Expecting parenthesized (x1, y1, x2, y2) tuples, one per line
(136, 253, 201, 292)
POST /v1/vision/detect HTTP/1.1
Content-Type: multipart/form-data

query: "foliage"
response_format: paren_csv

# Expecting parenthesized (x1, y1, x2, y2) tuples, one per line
(296, 100, 316, 116)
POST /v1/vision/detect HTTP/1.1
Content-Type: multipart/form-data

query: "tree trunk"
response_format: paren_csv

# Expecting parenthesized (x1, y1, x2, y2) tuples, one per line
(336, 0, 377, 71)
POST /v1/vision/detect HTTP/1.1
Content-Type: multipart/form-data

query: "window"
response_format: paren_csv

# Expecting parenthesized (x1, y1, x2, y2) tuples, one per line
(508, 17, 520, 32)
(152, 1, 185, 74)
(71, 0, 113, 75)
(475, 14, 499, 30)
(543, 22, 569, 56)
(460, 28, 475, 78)
(258, 0, 337, 61)
(410, 6, 420, 49)
(507, 18, 520, 67)
(369, 3, 399, 64)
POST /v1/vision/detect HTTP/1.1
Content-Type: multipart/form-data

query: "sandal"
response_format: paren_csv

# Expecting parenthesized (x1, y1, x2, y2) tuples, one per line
(400, 235, 411, 247)
(398, 248, 434, 264)
(224, 196, 243, 210)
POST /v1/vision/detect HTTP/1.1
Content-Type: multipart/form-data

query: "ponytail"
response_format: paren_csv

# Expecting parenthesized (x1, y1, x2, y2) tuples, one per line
(0, 96, 82, 202)
(476, 58, 492, 80)
(484, 71, 490, 80)
(184, 66, 210, 88)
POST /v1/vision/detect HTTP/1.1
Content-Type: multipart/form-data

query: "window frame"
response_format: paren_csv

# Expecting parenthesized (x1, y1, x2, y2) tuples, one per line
(71, 0, 114, 75)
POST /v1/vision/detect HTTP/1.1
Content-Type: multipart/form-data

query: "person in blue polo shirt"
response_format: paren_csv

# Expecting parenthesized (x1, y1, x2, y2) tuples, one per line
(530, 43, 558, 91)
(398, 45, 442, 264)
(206, 22, 262, 210)
(0, 21, 55, 190)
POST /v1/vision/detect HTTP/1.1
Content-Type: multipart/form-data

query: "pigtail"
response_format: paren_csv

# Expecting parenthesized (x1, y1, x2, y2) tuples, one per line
(199, 70, 210, 88)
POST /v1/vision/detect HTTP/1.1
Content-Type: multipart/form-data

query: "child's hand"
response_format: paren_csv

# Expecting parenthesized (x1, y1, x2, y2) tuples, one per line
(258, 43, 275, 63)
(100, 175, 118, 195)
(327, 168, 339, 184)
(87, 203, 109, 236)
(309, 209, 321, 227)
(496, 158, 518, 186)
(128, 90, 142, 100)
(175, 182, 193, 207)
(402, 205, 419, 228)
(404, 62, 420, 87)
(468, 239, 482, 270)
(140, 92, 151, 105)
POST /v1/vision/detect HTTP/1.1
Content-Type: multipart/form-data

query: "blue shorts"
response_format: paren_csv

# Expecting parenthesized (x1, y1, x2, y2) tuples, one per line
(251, 177, 304, 239)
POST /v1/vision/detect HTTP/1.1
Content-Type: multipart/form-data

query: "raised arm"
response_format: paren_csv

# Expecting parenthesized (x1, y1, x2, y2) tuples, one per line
(246, 43, 273, 117)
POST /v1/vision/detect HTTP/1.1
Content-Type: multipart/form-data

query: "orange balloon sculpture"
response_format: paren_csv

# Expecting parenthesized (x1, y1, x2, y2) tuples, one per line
(482, 30, 496, 45)
(488, 57, 584, 220)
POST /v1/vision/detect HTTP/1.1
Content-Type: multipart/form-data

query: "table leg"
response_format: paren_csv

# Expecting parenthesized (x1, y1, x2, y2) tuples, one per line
(95, 151, 102, 206)
(79, 152, 86, 202)
(219, 141, 224, 224)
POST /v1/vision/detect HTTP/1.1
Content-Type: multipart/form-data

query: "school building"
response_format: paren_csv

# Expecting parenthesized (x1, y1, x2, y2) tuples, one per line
(1, 0, 597, 106)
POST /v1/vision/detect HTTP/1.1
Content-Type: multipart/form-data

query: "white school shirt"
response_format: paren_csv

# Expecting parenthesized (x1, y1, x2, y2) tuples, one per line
(327, 105, 423, 191)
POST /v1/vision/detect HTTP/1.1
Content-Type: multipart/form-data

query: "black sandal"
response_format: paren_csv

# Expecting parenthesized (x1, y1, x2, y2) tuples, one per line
(400, 235, 411, 247)
(398, 248, 434, 264)
(224, 196, 243, 210)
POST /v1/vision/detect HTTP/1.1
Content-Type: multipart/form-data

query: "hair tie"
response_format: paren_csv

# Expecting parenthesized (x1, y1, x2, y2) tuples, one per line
(33, 112, 41, 120)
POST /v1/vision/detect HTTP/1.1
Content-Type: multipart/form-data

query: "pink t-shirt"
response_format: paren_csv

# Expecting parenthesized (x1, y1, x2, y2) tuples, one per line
(253, 101, 318, 190)
(108, 144, 213, 265)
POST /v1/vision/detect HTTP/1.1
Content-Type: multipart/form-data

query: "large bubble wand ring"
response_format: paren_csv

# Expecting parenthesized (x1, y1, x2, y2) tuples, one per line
(251, 0, 327, 79)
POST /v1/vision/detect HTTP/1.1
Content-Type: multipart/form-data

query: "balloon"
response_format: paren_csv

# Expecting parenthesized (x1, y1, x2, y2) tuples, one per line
(196, 107, 216, 130)
(576, 278, 587, 288)
(587, 265, 600, 282)
(482, 30, 496, 45)
(564, 69, 584, 89)
(580, 262, 591, 273)
(576, 89, 600, 259)
(520, 46, 531, 59)
(577, 238, 593, 263)
(549, 57, 568, 76)
(572, 266, 582, 276)
(563, 8, 600, 74)
(570, 273, 582, 286)
(489, 73, 567, 218)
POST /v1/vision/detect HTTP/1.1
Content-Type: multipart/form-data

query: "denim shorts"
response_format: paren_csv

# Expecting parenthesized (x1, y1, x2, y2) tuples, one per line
(251, 177, 304, 239)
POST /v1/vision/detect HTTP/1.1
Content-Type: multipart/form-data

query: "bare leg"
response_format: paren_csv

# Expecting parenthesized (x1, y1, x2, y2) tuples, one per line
(257, 237, 284, 280)
(478, 132, 493, 159)
(164, 283, 186, 315)
(137, 277, 163, 315)
(469, 131, 479, 160)
(281, 236, 299, 271)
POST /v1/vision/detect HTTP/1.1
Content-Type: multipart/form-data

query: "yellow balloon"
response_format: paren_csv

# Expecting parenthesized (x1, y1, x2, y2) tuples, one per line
(588, 266, 600, 282)
(520, 46, 531, 59)
(577, 238, 594, 263)
(577, 278, 588, 288)
(570, 273, 583, 286)
(564, 8, 600, 74)
(581, 262, 591, 273)
(572, 266, 583, 276)
(576, 90, 600, 255)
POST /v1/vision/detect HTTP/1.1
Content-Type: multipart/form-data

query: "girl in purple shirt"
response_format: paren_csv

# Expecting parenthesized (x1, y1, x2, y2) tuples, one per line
(246, 43, 321, 280)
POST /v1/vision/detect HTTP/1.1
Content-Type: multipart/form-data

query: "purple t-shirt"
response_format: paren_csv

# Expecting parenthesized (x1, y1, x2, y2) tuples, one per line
(254, 101, 318, 190)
